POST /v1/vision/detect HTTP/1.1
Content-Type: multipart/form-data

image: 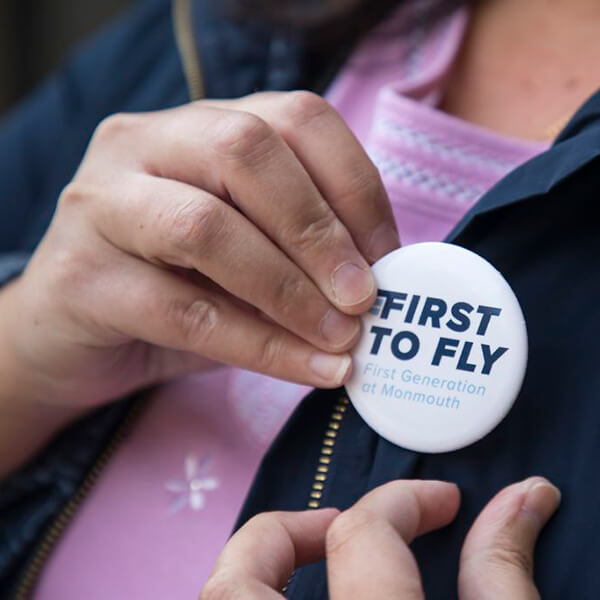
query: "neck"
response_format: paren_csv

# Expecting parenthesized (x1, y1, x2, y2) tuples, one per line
(483, 0, 600, 38)
(440, 0, 600, 140)
(512, 0, 600, 19)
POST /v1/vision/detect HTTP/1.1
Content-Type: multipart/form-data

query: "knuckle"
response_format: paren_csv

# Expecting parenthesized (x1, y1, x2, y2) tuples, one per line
(336, 163, 384, 212)
(200, 573, 236, 600)
(290, 211, 342, 255)
(50, 245, 99, 301)
(256, 331, 288, 373)
(92, 112, 141, 146)
(270, 273, 308, 320)
(212, 111, 275, 161)
(485, 540, 534, 575)
(326, 508, 378, 555)
(246, 511, 280, 532)
(280, 90, 331, 128)
(166, 198, 225, 260)
(57, 182, 89, 210)
(353, 164, 384, 199)
(168, 298, 220, 349)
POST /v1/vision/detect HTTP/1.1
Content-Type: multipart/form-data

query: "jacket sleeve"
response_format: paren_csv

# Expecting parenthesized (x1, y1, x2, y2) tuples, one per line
(0, 0, 177, 283)
(0, 0, 175, 591)
(0, 70, 74, 281)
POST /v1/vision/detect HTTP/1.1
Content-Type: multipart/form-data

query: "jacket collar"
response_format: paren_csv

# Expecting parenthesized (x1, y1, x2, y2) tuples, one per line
(190, 0, 307, 98)
(188, 0, 600, 237)
(448, 87, 600, 241)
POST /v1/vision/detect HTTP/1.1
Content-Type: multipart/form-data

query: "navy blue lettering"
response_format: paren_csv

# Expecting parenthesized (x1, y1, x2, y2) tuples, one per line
(369, 326, 393, 355)
(476, 305, 502, 336)
(446, 302, 473, 333)
(391, 331, 420, 360)
(404, 295, 421, 324)
(418, 297, 447, 328)
(481, 344, 508, 375)
(432, 337, 459, 366)
(457, 342, 477, 372)
(379, 290, 407, 320)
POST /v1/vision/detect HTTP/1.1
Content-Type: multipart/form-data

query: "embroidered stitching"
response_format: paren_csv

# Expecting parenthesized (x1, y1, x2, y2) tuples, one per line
(370, 150, 485, 203)
(373, 119, 517, 174)
(165, 454, 219, 514)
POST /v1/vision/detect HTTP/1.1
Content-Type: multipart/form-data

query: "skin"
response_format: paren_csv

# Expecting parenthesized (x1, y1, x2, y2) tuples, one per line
(201, 477, 561, 599)
(0, 92, 399, 477)
(442, 0, 600, 140)
(0, 0, 599, 476)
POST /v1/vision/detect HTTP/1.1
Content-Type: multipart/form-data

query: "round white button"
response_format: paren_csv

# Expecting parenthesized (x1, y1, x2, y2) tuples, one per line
(345, 242, 528, 453)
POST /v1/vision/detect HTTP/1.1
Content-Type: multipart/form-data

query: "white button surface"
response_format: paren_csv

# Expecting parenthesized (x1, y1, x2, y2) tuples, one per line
(345, 242, 528, 453)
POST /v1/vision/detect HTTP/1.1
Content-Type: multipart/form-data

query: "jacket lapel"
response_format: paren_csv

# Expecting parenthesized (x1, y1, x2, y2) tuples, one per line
(448, 88, 600, 242)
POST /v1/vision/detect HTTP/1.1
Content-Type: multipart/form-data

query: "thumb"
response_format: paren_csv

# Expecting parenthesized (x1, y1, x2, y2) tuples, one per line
(458, 477, 561, 600)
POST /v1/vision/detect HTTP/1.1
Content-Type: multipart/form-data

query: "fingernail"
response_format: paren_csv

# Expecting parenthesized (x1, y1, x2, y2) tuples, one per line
(522, 478, 561, 524)
(309, 353, 352, 385)
(366, 222, 401, 263)
(331, 262, 375, 307)
(320, 309, 360, 348)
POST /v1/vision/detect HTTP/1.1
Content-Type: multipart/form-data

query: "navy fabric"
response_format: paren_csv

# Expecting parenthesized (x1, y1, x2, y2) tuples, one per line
(0, 0, 188, 256)
(236, 92, 600, 599)
(0, 0, 599, 597)
(191, 0, 305, 98)
(0, 399, 135, 594)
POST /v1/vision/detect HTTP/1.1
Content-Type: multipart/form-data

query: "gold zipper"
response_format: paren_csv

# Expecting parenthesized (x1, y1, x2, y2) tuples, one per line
(14, 394, 349, 598)
(306, 396, 349, 509)
(282, 394, 350, 594)
(172, 0, 206, 101)
(11, 398, 146, 600)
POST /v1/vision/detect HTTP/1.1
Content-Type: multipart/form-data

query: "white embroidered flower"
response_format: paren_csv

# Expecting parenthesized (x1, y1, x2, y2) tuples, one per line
(165, 454, 219, 514)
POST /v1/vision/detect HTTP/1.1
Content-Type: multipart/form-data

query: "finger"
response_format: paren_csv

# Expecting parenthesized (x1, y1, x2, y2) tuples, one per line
(201, 580, 282, 600)
(201, 508, 339, 599)
(326, 480, 461, 600)
(78, 174, 361, 354)
(74, 247, 353, 388)
(135, 104, 378, 313)
(214, 91, 400, 263)
(458, 477, 561, 600)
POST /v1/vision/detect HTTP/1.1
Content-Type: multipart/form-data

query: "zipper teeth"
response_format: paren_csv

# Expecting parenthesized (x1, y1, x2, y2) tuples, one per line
(12, 399, 146, 600)
(172, 0, 205, 101)
(306, 396, 349, 509)
(282, 395, 350, 594)
(13, 394, 349, 598)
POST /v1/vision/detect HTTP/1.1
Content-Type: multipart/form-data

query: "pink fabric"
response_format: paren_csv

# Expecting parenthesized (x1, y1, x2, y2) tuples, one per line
(326, 4, 547, 244)
(35, 6, 548, 599)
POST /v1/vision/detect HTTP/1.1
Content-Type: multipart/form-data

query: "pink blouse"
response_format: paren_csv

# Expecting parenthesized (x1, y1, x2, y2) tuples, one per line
(35, 5, 548, 599)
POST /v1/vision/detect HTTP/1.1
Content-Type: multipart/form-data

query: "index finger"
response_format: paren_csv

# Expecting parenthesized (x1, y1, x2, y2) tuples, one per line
(216, 91, 401, 264)
(201, 508, 339, 600)
(326, 480, 461, 600)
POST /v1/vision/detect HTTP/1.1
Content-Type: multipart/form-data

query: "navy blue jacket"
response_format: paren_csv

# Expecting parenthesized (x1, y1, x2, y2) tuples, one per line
(1, 0, 600, 597)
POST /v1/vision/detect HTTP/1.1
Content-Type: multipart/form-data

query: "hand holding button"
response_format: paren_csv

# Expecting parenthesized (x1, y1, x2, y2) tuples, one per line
(0, 91, 399, 476)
